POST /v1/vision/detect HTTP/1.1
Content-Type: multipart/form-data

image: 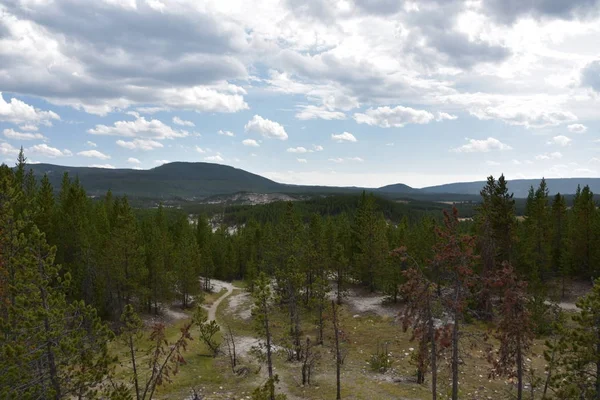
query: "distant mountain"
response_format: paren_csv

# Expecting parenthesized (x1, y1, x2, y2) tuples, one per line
(376, 183, 417, 194)
(27, 162, 282, 199)
(422, 178, 600, 198)
(22, 162, 600, 201)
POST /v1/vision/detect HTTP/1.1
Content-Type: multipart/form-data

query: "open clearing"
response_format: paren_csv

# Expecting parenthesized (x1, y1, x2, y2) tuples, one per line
(110, 279, 576, 400)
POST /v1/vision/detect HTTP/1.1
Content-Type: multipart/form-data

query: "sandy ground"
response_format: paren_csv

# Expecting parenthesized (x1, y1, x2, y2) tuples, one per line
(227, 291, 252, 320)
(206, 279, 235, 322)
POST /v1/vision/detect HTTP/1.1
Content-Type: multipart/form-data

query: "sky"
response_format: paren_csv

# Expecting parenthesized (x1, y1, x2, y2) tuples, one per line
(0, 0, 599, 188)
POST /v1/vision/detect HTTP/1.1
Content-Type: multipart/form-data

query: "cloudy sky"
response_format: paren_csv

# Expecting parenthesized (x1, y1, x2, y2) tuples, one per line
(1, 0, 599, 188)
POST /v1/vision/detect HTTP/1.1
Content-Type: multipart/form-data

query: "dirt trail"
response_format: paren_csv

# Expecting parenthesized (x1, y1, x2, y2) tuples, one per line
(206, 279, 235, 322)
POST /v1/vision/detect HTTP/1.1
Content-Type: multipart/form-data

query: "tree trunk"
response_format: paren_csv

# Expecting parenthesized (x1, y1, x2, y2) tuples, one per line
(332, 301, 342, 400)
(317, 301, 324, 345)
(596, 328, 600, 400)
(516, 336, 523, 400)
(428, 304, 437, 400)
(129, 335, 140, 400)
(264, 299, 275, 400)
(37, 258, 61, 400)
(451, 313, 459, 400)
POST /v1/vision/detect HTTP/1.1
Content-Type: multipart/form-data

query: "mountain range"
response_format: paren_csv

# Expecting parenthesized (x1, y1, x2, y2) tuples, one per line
(24, 162, 600, 201)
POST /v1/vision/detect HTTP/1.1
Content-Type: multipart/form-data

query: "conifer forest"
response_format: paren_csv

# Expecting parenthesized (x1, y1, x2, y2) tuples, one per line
(2, 151, 600, 400)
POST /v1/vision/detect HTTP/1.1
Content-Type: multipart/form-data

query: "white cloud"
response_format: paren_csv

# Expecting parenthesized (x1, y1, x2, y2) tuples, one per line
(0, 93, 60, 126)
(116, 139, 164, 151)
(3, 128, 46, 141)
(88, 116, 188, 139)
(436, 112, 458, 121)
(86, 141, 97, 147)
(568, 124, 588, 133)
(297, 158, 308, 163)
(242, 139, 260, 147)
(589, 158, 600, 164)
(331, 132, 357, 143)
(347, 157, 364, 162)
(77, 150, 111, 160)
(547, 135, 572, 147)
(172, 116, 195, 127)
(204, 155, 224, 162)
(27, 144, 72, 158)
(154, 160, 170, 165)
(386, 143, 395, 146)
(136, 107, 166, 114)
(19, 124, 38, 131)
(486, 160, 501, 166)
(127, 157, 141, 165)
(535, 152, 563, 160)
(328, 158, 344, 163)
(451, 137, 512, 153)
(287, 147, 308, 153)
(244, 115, 288, 140)
(512, 159, 522, 165)
(312, 145, 324, 151)
(218, 130, 235, 137)
(296, 105, 346, 120)
(467, 101, 577, 129)
(354, 106, 435, 128)
(195, 146, 206, 153)
(89, 164, 115, 169)
(0, 142, 19, 156)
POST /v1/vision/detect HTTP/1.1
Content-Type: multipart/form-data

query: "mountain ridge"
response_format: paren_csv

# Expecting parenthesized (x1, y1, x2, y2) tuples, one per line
(21, 162, 600, 200)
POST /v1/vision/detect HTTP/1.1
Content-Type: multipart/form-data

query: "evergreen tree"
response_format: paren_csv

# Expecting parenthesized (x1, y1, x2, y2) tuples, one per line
(551, 193, 569, 296)
(252, 272, 277, 400)
(0, 225, 114, 399)
(434, 207, 477, 400)
(173, 216, 201, 308)
(552, 279, 600, 398)
(570, 185, 599, 278)
(352, 192, 388, 292)
(35, 174, 55, 238)
(521, 179, 552, 281)
(103, 197, 147, 317)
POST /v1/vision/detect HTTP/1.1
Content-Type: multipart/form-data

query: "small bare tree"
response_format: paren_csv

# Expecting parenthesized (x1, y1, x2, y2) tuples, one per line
(301, 337, 320, 386)
(224, 325, 238, 372)
(120, 304, 193, 400)
(193, 306, 220, 357)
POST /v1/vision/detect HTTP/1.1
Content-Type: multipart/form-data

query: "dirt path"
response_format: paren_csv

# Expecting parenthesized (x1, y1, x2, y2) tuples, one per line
(206, 279, 235, 322)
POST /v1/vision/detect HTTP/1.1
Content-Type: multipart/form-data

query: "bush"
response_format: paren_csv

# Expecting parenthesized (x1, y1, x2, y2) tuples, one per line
(368, 341, 393, 373)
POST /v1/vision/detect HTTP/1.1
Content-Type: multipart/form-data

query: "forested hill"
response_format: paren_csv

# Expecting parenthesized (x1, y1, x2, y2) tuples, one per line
(24, 162, 600, 200)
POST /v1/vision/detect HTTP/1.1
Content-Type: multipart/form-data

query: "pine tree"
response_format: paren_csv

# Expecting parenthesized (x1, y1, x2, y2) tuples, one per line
(521, 179, 552, 281)
(35, 174, 55, 238)
(352, 192, 388, 292)
(434, 207, 477, 400)
(252, 272, 277, 400)
(570, 185, 599, 279)
(0, 225, 115, 399)
(552, 278, 600, 398)
(142, 205, 174, 314)
(487, 263, 533, 400)
(104, 197, 147, 317)
(173, 216, 201, 308)
(551, 193, 569, 297)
